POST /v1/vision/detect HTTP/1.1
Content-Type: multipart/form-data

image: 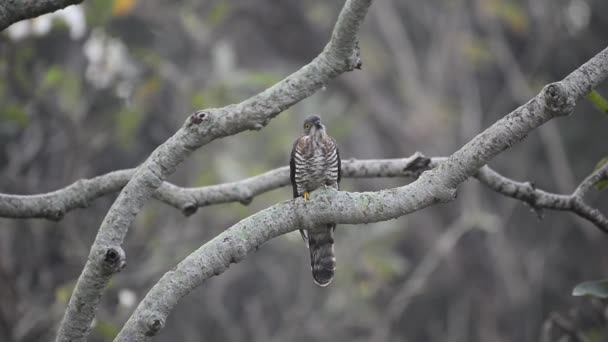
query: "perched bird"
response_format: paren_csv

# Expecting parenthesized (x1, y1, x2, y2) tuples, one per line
(290, 115, 341, 286)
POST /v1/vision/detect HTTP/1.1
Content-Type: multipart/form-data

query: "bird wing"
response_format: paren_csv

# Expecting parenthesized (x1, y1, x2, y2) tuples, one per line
(289, 137, 300, 199)
(290, 136, 309, 242)
(335, 139, 341, 186)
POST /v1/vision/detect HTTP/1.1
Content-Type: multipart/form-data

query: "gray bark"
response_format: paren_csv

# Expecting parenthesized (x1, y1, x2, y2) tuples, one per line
(2, 154, 606, 232)
(0, 0, 83, 31)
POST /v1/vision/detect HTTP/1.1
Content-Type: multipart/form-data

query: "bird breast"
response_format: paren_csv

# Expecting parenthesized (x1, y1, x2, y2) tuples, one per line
(294, 137, 338, 193)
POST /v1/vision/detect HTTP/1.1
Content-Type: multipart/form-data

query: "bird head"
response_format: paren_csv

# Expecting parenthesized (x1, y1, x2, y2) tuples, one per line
(302, 114, 326, 139)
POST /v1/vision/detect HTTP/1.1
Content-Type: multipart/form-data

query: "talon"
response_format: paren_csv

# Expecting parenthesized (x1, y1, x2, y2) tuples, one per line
(303, 192, 310, 201)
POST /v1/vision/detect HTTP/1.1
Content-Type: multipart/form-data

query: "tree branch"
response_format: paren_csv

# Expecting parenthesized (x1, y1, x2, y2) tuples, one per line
(475, 161, 608, 233)
(0, 0, 83, 31)
(0, 169, 133, 220)
(2, 154, 607, 233)
(55, 1, 372, 341)
(115, 46, 608, 341)
(0, 154, 427, 219)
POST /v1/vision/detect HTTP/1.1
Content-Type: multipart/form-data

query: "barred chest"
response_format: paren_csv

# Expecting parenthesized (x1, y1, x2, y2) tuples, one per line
(295, 138, 339, 194)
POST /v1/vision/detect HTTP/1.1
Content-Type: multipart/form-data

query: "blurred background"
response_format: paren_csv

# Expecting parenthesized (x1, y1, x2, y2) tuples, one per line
(1, 0, 608, 341)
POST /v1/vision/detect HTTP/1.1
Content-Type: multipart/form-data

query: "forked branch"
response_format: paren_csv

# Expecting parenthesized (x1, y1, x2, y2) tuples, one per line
(55, 1, 373, 341)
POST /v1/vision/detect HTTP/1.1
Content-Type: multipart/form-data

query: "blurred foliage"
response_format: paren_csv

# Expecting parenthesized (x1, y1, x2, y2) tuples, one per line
(481, 0, 530, 34)
(114, 108, 143, 148)
(461, 35, 493, 67)
(0, 0, 607, 341)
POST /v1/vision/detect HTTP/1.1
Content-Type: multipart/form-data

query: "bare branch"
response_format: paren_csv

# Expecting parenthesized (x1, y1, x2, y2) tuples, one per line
(0, 154, 427, 218)
(0, 169, 133, 220)
(2, 153, 606, 232)
(0, 0, 83, 31)
(116, 46, 608, 341)
(474, 161, 608, 233)
(55, 1, 373, 341)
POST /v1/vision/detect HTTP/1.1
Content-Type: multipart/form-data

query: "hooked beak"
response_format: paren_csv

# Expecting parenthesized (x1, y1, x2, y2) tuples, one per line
(314, 119, 323, 129)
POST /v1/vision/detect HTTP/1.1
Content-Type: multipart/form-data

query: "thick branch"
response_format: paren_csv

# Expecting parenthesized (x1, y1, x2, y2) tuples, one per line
(0, 0, 83, 31)
(116, 46, 608, 341)
(55, 1, 372, 341)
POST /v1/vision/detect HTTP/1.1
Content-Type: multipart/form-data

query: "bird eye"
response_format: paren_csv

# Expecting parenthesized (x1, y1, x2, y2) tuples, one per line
(304, 123, 310, 129)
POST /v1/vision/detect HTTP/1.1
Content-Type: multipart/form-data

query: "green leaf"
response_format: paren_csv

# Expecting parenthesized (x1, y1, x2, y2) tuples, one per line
(594, 157, 608, 190)
(586, 90, 608, 116)
(572, 279, 608, 298)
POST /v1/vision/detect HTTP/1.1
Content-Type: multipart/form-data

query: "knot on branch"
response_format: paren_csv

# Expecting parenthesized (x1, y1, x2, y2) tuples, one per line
(239, 197, 253, 205)
(544, 82, 575, 117)
(521, 181, 544, 219)
(181, 203, 198, 216)
(404, 152, 432, 176)
(251, 118, 271, 131)
(143, 313, 165, 337)
(187, 110, 209, 127)
(238, 188, 254, 205)
(101, 246, 126, 274)
(221, 236, 248, 264)
(47, 209, 65, 221)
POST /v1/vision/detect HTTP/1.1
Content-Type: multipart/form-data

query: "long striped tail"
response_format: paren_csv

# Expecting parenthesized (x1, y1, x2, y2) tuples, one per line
(308, 224, 336, 286)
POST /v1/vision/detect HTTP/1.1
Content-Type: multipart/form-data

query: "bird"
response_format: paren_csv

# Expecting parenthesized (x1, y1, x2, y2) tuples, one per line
(290, 114, 341, 286)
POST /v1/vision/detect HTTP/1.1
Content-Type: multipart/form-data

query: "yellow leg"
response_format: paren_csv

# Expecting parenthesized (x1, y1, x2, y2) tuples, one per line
(303, 192, 310, 201)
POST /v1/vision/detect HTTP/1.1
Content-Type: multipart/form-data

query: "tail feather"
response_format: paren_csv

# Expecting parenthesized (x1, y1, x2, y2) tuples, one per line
(308, 224, 336, 286)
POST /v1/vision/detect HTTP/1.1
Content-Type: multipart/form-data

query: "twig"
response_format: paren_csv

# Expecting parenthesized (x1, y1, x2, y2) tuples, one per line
(473, 161, 608, 234)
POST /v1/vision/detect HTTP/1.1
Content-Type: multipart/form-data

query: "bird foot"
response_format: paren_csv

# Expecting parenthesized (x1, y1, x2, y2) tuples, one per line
(303, 192, 310, 201)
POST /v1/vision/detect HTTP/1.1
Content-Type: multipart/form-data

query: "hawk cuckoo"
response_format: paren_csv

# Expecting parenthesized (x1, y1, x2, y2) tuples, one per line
(290, 115, 341, 286)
